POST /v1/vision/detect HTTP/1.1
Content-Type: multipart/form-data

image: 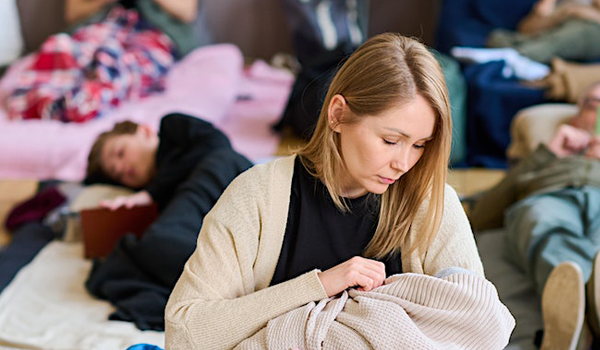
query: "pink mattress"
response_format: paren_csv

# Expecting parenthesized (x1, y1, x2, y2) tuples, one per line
(0, 44, 293, 181)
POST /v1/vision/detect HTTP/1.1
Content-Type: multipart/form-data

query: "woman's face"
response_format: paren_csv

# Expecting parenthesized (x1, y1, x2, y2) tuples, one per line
(332, 94, 436, 198)
(100, 127, 158, 188)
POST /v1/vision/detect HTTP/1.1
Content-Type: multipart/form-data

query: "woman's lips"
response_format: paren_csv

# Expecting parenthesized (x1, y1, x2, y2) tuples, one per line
(378, 175, 396, 184)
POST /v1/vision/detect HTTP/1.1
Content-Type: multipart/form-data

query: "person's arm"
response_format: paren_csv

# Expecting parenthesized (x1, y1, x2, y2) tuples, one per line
(555, 3, 600, 24)
(65, 0, 117, 25)
(165, 168, 328, 350)
(99, 190, 153, 210)
(145, 114, 231, 204)
(546, 123, 592, 157)
(151, 0, 198, 23)
(517, 0, 560, 34)
(470, 143, 559, 231)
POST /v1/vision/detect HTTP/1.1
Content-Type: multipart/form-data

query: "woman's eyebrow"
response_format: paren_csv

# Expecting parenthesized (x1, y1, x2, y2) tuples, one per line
(383, 127, 433, 141)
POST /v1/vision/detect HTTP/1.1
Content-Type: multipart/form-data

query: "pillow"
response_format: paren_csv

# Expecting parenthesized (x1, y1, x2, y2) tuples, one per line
(507, 103, 577, 161)
(0, 0, 24, 66)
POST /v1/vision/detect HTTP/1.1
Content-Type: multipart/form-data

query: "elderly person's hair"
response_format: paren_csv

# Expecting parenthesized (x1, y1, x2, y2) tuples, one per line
(85, 120, 139, 184)
(298, 33, 452, 259)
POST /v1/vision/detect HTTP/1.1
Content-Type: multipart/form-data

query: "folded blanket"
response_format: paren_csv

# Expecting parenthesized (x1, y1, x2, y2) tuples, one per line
(236, 272, 515, 350)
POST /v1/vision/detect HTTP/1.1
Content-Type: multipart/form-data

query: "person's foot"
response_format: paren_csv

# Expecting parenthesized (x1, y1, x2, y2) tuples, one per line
(540, 261, 586, 350)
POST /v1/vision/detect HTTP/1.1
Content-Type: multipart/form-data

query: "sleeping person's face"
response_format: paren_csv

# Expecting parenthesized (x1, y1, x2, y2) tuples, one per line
(100, 126, 159, 188)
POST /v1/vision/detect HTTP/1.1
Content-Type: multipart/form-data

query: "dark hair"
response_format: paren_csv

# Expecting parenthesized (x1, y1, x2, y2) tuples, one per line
(84, 120, 139, 185)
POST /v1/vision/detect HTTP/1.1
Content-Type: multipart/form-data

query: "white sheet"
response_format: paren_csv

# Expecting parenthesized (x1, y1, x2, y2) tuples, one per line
(0, 241, 164, 350)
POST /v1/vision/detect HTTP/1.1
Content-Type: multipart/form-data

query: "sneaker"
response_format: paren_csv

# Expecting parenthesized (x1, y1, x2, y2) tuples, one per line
(541, 261, 586, 350)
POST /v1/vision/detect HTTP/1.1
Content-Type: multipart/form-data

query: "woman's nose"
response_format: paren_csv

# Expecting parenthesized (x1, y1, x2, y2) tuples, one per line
(391, 146, 411, 173)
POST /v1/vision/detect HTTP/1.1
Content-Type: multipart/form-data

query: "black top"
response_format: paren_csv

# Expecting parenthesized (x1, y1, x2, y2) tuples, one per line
(270, 157, 402, 286)
(146, 113, 231, 208)
(118, 0, 136, 9)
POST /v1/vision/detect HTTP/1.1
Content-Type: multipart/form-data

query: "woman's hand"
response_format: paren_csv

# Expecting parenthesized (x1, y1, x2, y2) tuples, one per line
(100, 190, 153, 211)
(547, 124, 592, 157)
(318, 256, 386, 297)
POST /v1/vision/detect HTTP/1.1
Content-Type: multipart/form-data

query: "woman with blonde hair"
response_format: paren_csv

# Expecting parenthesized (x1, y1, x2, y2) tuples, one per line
(165, 33, 488, 349)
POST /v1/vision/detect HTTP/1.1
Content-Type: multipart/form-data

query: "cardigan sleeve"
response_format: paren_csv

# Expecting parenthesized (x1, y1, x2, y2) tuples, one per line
(405, 184, 485, 277)
(164, 162, 328, 350)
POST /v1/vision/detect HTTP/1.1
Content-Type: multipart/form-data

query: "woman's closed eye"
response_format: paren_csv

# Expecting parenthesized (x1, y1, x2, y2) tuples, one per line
(383, 138, 426, 149)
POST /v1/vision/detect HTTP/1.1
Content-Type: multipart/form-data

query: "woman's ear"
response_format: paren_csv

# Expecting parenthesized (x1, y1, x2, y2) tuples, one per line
(327, 94, 347, 133)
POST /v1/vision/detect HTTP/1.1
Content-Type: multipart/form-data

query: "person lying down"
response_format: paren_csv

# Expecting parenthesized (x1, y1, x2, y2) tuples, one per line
(84, 112, 252, 331)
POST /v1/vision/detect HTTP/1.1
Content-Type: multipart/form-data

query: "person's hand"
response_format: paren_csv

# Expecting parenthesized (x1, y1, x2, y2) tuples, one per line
(585, 136, 600, 159)
(547, 124, 592, 157)
(554, 3, 600, 23)
(533, 0, 557, 17)
(99, 190, 153, 211)
(317, 256, 386, 297)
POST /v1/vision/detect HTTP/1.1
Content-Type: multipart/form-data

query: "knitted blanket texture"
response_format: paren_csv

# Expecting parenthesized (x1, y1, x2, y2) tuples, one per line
(236, 272, 515, 350)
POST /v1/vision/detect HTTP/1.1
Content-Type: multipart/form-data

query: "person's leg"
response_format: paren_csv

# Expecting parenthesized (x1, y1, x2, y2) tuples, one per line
(514, 19, 600, 64)
(65, 11, 175, 122)
(6, 33, 85, 121)
(504, 188, 594, 296)
(582, 187, 600, 339)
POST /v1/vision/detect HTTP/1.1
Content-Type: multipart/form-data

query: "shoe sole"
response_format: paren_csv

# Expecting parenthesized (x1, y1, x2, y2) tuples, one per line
(540, 261, 585, 350)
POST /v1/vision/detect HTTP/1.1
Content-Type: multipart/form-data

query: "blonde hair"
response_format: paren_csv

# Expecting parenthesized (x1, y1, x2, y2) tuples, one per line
(298, 33, 452, 259)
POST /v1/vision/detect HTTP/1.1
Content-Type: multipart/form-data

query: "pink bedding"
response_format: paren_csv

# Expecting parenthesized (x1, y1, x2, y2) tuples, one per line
(0, 44, 293, 181)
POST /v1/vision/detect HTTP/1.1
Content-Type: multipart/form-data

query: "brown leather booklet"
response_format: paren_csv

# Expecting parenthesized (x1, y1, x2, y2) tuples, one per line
(79, 204, 159, 259)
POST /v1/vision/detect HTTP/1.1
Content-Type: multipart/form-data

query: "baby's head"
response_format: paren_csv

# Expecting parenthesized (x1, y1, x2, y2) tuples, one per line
(86, 121, 159, 188)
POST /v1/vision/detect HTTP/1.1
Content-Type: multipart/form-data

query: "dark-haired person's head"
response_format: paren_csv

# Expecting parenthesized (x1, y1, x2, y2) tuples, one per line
(86, 121, 159, 188)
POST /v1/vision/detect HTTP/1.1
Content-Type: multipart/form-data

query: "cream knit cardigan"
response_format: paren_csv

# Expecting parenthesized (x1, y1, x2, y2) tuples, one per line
(165, 155, 485, 350)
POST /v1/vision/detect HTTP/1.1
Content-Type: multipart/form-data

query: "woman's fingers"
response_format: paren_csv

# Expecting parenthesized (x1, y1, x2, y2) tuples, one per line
(318, 256, 386, 297)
